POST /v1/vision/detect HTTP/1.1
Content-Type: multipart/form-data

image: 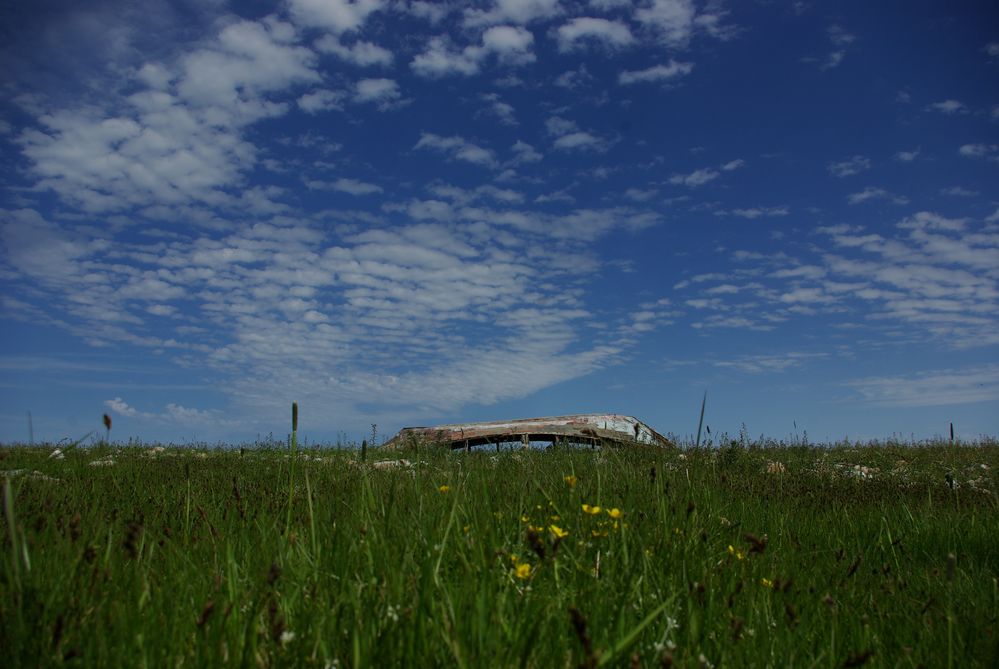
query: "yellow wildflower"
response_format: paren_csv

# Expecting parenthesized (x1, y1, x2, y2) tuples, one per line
(514, 563, 532, 580)
(438, 485, 450, 494)
(607, 508, 623, 519)
(727, 544, 745, 560)
(591, 529, 608, 538)
(760, 577, 774, 588)
(582, 504, 602, 515)
(564, 474, 577, 487)
(521, 515, 530, 523)
(549, 524, 569, 539)
(510, 554, 520, 564)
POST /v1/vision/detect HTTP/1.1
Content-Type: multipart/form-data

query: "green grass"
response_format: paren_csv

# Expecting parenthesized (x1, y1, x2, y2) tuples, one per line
(1, 441, 997, 667)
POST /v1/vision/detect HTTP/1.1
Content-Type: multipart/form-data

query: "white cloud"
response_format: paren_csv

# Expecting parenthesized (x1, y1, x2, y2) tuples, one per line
(165, 403, 219, 423)
(510, 139, 543, 164)
(105, 397, 138, 417)
(940, 186, 977, 197)
(625, 187, 659, 202)
(333, 178, 383, 195)
(669, 168, 719, 187)
(986, 42, 999, 57)
(926, 99, 966, 115)
(554, 64, 594, 89)
(463, 0, 562, 27)
(298, 88, 345, 113)
(543, 114, 608, 152)
(314, 36, 394, 66)
(894, 149, 920, 162)
(545, 115, 578, 136)
(553, 131, 607, 152)
(410, 37, 480, 76)
(410, 26, 535, 77)
(556, 17, 635, 52)
(896, 211, 966, 232)
(827, 155, 871, 177)
(677, 210, 999, 347)
(406, 1, 452, 23)
(720, 159, 744, 171)
(713, 352, 824, 374)
(635, 0, 697, 47)
(818, 24, 855, 69)
(482, 25, 537, 64)
(479, 94, 518, 125)
(175, 18, 319, 114)
(354, 78, 402, 109)
(414, 132, 498, 167)
(958, 143, 999, 162)
(718, 207, 789, 219)
(618, 60, 694, 85)
(288, 0, 385, 33)
(846, 365, 999, 407)
(847, 187, 909, 205)
(589, 0, 631, 8)
(19, 17, 320, 214)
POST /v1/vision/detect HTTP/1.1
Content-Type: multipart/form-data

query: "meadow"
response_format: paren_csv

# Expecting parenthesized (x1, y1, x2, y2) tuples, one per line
(2, 436, 997, 667)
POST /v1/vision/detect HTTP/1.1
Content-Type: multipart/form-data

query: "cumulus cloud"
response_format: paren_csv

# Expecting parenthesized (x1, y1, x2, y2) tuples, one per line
(958, 143, 999, 162)
(298, 88, 345, 113)
(926, 99, 966, 115)
(635, 0, 697, 46)
(618, 60, 694, 85)
(314, 36, 394, 66)
(669, 168, 719, 187)
(19, 17, 319, 214)
(556, 17, 635, 52)
(479, 93, 518, 125)
(287, 0, 385, 33)
(543, 114, 609, 152)
(333, 178, 383, 195)
(104, 397, 138, 417)
(510, 139, 543, 164)
(414, 132, 498, 167)
(827, 155, 871, 177)
(354, 78, 403, 109)
(553, 131, 607, 152)
(410, 26, 535, 77)
(463, 0, 562, 27)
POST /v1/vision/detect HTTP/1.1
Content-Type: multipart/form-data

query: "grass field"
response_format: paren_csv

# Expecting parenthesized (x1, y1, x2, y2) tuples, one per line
(2, 438, 998, 667)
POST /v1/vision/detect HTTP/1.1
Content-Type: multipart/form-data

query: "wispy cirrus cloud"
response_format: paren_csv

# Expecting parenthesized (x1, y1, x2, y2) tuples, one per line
(675, 211, 999, 348)
(846, 365, 999, 407)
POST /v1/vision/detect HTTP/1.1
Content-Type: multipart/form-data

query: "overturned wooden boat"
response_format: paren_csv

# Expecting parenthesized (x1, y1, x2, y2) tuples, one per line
(382, 414, 673, 450)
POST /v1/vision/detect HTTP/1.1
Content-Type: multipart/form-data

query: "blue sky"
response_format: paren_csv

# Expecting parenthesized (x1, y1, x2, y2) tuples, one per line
(1, 0, 998, 445)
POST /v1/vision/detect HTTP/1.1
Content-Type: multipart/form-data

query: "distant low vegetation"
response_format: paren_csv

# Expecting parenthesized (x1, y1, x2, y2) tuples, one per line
(2, 438, 997, 667)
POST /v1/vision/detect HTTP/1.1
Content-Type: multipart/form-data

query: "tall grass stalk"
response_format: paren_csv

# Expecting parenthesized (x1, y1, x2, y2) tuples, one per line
(695, 391, 707, 448)
(286, 401, 298, 535)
